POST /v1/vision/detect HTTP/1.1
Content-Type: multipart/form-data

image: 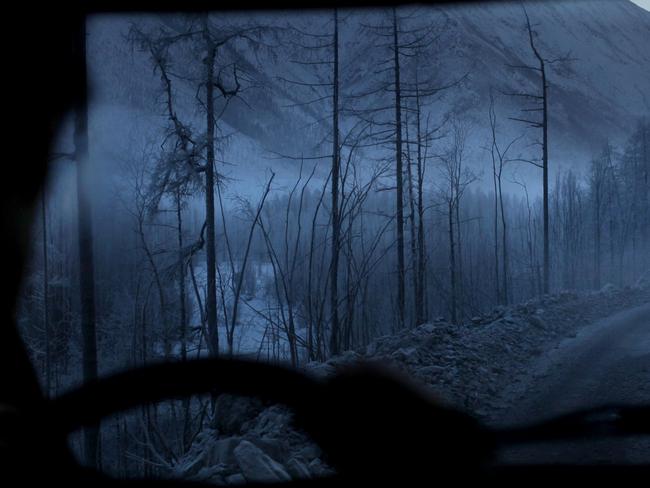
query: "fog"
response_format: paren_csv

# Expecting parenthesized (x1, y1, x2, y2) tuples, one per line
(17, 1, 650, 479)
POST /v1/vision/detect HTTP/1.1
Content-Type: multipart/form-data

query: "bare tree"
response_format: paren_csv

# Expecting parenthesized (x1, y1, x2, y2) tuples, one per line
(438, 120, 475, 324)
(488, 92, 523, 304)
(40, 189, 51, 397)
(355, 7, 457, 328)
(74, 16, 99, 469)
(221, 173, 274, 354)
(330, 9, 342, 355)
(249, 164, 320, 365)
(131, 16, 267, 355)
(589, 146, 609, 290)
(281, 11, 344, 354)
(504, 6, 573, 294)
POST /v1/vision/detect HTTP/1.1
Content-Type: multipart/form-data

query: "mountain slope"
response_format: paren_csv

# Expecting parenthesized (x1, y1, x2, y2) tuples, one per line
(85, 1, 650, 197)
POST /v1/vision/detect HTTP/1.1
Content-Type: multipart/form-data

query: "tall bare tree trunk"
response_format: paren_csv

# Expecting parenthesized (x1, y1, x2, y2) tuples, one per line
(642, 121, 649, 271)
(74, 15, 99, 469)
(499, 176, 509, 304)
(492, 159, 500, 304)
(448, 201, 457, 324)
(405, 113, 419, 327)
(510, 9, 554, 295)
(41, 190, 51, 397)
(454, 198, 464, 320)
(594, 190, 602, 290)
(204, 31, 219, 356)
(329, 9, 341, 356)
(392, 8, 405, 328)
(176, 192, 190, 449)
(542, 65, 550, 294)
(524, 9, 550, 294)
(414, 84, 426, 324)
(177, 195, 187, 362)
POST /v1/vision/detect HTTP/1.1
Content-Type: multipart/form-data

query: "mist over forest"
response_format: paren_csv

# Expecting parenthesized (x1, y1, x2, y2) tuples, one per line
(17, 0, 650, 480)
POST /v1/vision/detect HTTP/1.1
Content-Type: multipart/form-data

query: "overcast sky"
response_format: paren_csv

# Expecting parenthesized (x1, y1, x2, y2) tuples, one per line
(631, 0, 650, 11)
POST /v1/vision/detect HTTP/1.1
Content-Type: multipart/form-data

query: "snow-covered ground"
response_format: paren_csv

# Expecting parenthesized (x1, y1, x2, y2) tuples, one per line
(189, 260, 308, 361)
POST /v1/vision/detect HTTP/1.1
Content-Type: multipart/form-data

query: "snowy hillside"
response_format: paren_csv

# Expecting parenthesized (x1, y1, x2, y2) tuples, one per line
(439, 0, 650, 171)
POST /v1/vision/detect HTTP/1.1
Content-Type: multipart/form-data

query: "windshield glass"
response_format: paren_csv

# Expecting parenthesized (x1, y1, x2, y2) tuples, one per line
(16, 0, 650, 479)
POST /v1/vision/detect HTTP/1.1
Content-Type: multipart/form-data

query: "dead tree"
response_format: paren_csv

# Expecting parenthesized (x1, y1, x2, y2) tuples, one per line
(590, 148, 607, 290)
(401, 57, 453, 325)
(255, 166, 318, 366)
(41, 190, 51, 397)
(221, 173, 274, 354)
(438, 120, 475, 324)
(412, 78, 431, 325)
(487, 92, 523, 304)
(390, 8, 407, 329)
(74, 16, 99, 469)
(354, 7, 456, 328)
(512, 177, 541, 297)
(404, 110, 419, 323)
(131, 16, 265, 355)
(330, 9, 342, 355)
(504, 7, 573, 294)
(337, 146, 390, 349)
(621, 118, 650, 272)
(276, 11, 347, 355)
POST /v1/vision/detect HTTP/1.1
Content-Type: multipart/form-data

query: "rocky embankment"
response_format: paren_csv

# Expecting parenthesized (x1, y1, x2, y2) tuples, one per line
(174, 275, 650, 484)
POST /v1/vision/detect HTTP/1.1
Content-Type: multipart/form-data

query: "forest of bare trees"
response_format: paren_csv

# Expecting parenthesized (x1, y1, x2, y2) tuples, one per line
(16, 5, 649, 479)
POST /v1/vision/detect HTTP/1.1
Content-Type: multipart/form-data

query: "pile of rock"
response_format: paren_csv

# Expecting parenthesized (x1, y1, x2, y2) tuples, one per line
(174, 279, 650, 483)
(173, 396, 331, 484)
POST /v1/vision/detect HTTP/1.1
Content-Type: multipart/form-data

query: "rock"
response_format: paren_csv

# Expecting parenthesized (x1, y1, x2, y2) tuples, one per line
(634, 270, 650, 289)
(307, 458, 332, 477)
(206, 436, 242, 466)
(248, 405, 291, 435)
(600, 283, 617, 294)
(527, 315, 545, 329)
(491, 306, 506, 319)
(286, 456, 312, 479)
(364, 342, 377, 356)
(193, 464, 229, 484)
(417, 365, 445, 377)
(418, 323, 436, 334)
(174, 430, 223, 479)
(245, 433, 290, 464)
(234, 440, 291, 483)
(323, 350, 362, 370)
(213, 394, 264, 436)
(296, 444, 321, 462)
(391, 347, 418, 362)
(176, 454, 206, 479)
(306, 361, 336, 378)
(225, 474, 246, 485)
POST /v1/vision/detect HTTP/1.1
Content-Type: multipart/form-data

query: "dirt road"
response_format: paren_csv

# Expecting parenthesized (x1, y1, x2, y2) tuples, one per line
(494, 302, 650, 464)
